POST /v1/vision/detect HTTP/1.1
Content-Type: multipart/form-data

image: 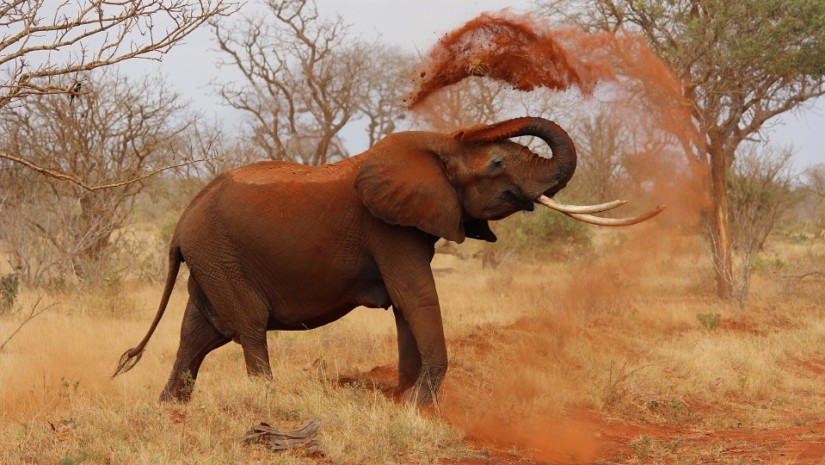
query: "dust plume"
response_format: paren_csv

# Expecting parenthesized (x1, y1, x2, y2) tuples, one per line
(406, 12, 614, 109)
(408, 8, 708, 282)
(410, 10, 710, 462)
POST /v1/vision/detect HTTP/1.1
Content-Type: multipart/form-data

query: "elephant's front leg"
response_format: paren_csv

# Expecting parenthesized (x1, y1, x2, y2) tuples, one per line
(400, 299, 447, 405)
(393, 306, 422, 395)
(379, 254, 447, 405)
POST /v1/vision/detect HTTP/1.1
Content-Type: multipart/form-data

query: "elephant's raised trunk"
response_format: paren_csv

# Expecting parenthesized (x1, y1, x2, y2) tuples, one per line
(455, 117, 666, 227)
(454, 117, 577, 196)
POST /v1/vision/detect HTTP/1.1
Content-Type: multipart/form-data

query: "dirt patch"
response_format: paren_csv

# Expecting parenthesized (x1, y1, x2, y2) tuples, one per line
(797, 358, 825, 376)
(442, 408, 825, 464)
(337, 364, 398, 396)
(720, 316, 762, 335)
(683, 422, 825, 464)
(337, 347, 825, 464)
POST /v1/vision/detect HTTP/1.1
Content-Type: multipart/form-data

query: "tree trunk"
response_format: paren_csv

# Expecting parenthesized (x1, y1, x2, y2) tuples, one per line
(708, 143, 733, 299)
(77, 195, 113, 279)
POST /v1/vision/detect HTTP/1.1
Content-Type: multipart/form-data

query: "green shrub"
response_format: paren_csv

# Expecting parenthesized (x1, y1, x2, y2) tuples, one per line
(478, 209, 592, 266)
(696, 313, 721, 330)
(0, 267, 21, 314)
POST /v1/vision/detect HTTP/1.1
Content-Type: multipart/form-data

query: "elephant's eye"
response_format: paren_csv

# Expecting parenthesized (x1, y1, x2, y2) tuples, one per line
(488, 157, 506, 171)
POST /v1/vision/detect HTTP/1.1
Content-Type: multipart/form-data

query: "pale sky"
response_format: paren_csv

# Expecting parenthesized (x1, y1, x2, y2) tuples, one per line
(142, 0, 824, 170)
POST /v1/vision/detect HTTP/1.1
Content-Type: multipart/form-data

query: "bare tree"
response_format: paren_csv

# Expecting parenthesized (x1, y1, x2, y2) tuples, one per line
(171, 119, 261, 199)
(806, 164, 825, 200)
(411, 76, 509, 132)
(0, 296, 55, 353)
(0, 0, 236, 189)
(728, 144, 799, 307)
(359, 45, 414, 148)
(801, 163, 825, 238)
(563, 112, 630, 203)
(1, 0, 236, 107)
(214, 0, 385, 165)
(0, 72, 194, 285)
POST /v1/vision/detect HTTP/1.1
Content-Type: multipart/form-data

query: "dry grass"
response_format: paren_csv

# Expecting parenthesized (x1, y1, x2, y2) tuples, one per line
(0, 285, 465, 464)
(1, 231, 824, 464)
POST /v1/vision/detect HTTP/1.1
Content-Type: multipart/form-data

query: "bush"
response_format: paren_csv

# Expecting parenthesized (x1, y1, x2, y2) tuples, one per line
(478, 209, 592, 266)
(0, 267, 21, 314)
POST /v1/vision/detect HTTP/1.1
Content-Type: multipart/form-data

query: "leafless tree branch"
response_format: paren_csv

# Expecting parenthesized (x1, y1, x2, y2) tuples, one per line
(213, 0, 410, 164)
(0, 295, 56, 353)
(1, 0, 239, 108)
(0, 150, 213, 192)
(0, 72, 203, 285)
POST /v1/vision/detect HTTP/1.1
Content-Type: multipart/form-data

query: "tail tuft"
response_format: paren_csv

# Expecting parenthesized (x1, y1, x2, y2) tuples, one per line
(111, 242, 182, 380)
(112, 348, 144, 378)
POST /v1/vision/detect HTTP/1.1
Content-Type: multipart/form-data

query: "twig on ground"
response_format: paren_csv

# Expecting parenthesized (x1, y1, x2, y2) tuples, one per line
(240, 419, 323, 456)
(778, 271, 825, 282)
(0, 295, 56, 353)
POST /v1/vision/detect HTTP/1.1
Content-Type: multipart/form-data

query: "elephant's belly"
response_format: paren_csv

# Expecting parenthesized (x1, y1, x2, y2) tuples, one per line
(265, 279, 392, 331)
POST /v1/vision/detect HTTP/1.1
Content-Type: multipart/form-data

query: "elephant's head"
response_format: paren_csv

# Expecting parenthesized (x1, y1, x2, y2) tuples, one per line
(355, 116, 663, 243)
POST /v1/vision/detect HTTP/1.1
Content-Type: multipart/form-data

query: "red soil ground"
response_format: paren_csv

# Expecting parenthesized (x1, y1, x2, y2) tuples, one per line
(340, 361, 825, 465)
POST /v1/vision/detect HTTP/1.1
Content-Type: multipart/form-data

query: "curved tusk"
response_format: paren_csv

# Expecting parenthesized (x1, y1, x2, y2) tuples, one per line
(537, 195, 627, 214)
(563, 205, 667, 226)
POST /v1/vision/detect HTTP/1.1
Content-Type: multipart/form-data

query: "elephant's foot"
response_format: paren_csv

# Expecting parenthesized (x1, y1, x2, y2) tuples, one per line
(401, 383, 439, 406)
(160, 371, 196, 403)
(393, 370, 418, 397)
(401, 365, 446, 406)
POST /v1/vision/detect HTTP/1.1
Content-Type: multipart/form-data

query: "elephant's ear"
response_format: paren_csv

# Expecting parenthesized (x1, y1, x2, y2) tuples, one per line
(355, 148, 465, 243)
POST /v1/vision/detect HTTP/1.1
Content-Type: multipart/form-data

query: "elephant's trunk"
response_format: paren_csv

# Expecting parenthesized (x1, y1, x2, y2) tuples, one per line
(454, 117, 577, 196)
(455, 117, 666, 226)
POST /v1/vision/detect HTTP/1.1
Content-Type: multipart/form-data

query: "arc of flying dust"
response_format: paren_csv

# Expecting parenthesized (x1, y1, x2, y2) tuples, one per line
(406, 12, 665, 226)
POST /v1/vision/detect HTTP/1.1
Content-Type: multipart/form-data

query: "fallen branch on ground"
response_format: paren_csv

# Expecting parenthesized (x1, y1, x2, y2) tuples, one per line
(240, 419, 322, 455)
(779, 271, 825, 282)
(0, 295, 56, 353)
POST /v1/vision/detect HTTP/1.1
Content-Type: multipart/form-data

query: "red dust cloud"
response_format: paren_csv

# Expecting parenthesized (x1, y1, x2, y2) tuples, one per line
(407, 11, 700, 150)
(407, 11, 711, 464)
(406, 13, 614, 109)
(408, 9, 707, 237)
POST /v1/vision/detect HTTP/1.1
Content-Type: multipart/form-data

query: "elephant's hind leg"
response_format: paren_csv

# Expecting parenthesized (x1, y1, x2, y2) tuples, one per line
(239, 329, 272, 379)
(161, 298, 230, 402)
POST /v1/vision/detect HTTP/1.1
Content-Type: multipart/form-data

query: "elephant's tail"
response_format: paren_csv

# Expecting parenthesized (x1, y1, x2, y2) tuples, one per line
(112, 243, 183, 378)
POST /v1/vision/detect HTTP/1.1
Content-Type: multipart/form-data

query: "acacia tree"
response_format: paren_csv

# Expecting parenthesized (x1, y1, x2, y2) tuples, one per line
(213, 0, 410, 164)
(0, 72, 193, 285)
(538, 0, 825, 298)
(0, 0, 235, 187)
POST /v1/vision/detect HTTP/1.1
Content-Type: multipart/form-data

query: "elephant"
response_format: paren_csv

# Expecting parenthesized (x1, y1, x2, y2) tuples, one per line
(113, 116, 662, 405)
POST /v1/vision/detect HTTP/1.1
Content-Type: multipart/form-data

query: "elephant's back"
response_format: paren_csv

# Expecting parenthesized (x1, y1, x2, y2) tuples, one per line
(178, 159, 358, 228)
(176, 157, 370, 291)
(174, 158, 378, 327)
(228, 159, 355, 186)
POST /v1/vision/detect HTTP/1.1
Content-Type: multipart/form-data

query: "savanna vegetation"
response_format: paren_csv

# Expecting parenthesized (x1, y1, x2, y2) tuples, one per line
(2, 0, 825, 464)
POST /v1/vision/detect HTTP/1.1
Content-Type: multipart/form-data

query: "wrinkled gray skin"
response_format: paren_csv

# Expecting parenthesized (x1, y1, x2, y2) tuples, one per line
(113, 117, 577, 405)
